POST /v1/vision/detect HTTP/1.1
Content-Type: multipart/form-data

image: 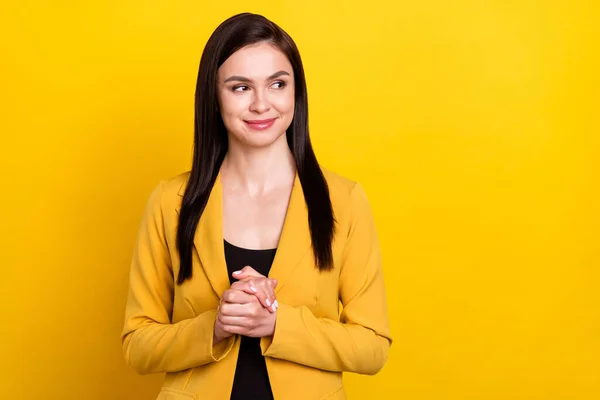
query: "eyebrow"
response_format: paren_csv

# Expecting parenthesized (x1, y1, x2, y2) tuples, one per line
(223, 70, 290, 83)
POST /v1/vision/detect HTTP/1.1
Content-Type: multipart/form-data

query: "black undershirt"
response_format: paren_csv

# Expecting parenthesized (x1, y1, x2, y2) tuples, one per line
(224, 240, 276, 400)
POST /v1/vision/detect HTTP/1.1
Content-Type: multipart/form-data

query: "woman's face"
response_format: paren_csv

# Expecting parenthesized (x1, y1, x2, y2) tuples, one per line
(217, 42, 295, 148)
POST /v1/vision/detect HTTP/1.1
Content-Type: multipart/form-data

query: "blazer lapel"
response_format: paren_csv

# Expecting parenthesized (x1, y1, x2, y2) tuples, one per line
(176, 173, 230, 298)
(268, 174, 312, 293)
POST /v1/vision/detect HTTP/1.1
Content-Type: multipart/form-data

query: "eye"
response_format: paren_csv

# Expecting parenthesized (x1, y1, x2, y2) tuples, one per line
(232, 85, 250, 92)
(271, 81, 286, 89)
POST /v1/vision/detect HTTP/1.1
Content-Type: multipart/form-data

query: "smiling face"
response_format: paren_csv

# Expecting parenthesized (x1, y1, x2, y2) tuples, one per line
(217, 42, 295, 148)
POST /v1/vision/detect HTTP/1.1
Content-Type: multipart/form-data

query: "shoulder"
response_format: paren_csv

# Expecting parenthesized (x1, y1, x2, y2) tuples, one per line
(163, 170, 191, 197)
(321, 167, 372, 217)
(320, 167, 378, 249)
(143, 171, 191, 213)
(321, 167, 356, 196)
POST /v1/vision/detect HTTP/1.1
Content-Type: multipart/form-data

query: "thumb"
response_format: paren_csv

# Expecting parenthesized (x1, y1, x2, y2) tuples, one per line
(232, 265, 264, 279)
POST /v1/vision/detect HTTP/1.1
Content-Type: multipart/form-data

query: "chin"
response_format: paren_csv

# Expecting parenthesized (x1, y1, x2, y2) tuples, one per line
(241, 131, 287, 148)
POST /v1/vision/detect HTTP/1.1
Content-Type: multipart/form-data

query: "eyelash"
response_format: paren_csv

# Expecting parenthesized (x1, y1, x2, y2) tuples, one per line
(232, 81, 287, 92)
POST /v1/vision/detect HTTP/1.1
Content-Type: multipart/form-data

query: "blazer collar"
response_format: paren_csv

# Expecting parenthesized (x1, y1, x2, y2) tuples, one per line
(176, 172, 311, 298)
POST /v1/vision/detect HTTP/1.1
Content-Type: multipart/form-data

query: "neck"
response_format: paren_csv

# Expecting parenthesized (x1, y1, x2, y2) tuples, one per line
(221, 134, 296, 195)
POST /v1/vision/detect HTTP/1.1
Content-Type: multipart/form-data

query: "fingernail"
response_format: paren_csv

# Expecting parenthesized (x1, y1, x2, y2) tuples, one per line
(266, 299, 271, 307)
(250, 286, 257, 293)
(233, 270, 241, 275)
(273, 300, 279, 309)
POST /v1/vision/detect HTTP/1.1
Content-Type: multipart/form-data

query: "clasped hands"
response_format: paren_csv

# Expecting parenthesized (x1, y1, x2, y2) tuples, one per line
(214, 266, 278, 344)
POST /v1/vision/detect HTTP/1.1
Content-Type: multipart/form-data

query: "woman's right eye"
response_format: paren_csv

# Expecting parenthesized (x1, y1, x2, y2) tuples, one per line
(232, 85, 250, 92)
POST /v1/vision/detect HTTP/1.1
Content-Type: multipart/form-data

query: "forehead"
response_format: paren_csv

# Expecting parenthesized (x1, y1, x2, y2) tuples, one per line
(218, 42, 293, 79)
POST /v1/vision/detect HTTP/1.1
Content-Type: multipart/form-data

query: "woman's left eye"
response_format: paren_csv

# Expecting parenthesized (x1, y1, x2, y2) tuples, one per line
(272, 81, 286, 89)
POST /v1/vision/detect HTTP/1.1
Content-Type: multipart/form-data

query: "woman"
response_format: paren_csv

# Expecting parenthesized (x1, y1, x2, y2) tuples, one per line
(121, 12, 392, 400)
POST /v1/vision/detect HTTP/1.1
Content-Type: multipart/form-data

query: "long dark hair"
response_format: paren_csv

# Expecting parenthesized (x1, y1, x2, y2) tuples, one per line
(176, 13, 335, 285)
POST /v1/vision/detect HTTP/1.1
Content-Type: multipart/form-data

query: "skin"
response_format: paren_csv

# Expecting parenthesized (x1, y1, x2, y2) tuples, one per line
(213, 42, 297, 343)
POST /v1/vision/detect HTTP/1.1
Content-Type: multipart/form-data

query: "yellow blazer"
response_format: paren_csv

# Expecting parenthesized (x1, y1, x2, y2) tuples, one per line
(121, 168, 392, 400)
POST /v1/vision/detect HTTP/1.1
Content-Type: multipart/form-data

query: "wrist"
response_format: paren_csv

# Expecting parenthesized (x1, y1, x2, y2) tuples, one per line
(214, 334, 223, 345)
(214, 329, 230, 344)
(269, 307, 277, 336)
(213, 318, 228, 345)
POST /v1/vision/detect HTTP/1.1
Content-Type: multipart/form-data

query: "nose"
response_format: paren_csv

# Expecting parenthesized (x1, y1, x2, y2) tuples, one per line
(249, 89, 271, 114)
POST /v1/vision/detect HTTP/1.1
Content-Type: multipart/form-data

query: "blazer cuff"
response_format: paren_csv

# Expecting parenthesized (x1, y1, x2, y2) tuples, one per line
(208, 310, 235, 361)
(260, 303, 296, 357)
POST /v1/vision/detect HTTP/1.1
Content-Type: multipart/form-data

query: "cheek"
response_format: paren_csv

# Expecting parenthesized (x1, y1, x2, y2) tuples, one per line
(273, 94, 295, 116)
(220, 95, 247, 119)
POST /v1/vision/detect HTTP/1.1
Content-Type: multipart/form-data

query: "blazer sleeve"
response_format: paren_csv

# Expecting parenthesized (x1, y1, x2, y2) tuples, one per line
(121, 181, 235, 375)
(260, 182, 392, 375)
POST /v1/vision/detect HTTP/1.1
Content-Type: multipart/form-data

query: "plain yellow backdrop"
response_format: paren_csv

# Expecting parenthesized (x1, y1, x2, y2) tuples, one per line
(1, 1, 598, 399)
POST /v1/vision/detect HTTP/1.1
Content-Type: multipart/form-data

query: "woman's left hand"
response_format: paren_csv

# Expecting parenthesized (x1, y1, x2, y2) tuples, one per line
(218, 288, 277, 338)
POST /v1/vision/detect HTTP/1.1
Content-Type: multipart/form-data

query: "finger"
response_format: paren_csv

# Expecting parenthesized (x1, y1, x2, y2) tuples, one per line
(250, 288, 273, 311)
(232, 265, 264, 280)
(258, 279, 277, 312)
(255, 278, 278, 312)
(241, 279, 276, 311)
(230, 278, 277, 311)
(219, 302, 257, 317)
(218, 315, 254, 328)
(230, 280, 257, 293)
(233, 278, 277, 289)
(248, 277, 277, 287)
(230, 281, 269, 304)
(267, 279, 278, 310)
(222, 289, 257, 304)
(222, 324, 249, 335)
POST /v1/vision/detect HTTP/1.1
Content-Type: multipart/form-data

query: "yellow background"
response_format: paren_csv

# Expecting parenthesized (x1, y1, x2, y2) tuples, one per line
(2, 1, 598, 399)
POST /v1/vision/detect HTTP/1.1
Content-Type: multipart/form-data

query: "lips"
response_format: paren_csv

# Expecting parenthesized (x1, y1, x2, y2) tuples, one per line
(244, 118, 277, 130)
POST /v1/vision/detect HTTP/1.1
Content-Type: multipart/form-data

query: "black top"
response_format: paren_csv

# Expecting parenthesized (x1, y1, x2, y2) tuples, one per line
(224, 240, 276, 400)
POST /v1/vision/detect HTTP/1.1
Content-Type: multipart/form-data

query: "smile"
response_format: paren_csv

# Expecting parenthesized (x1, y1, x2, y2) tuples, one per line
(244, 118, 276, 130)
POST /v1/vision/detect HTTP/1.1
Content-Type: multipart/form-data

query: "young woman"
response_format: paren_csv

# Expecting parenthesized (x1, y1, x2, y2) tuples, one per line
(121, 12, 392, 400)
